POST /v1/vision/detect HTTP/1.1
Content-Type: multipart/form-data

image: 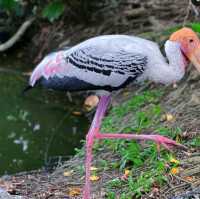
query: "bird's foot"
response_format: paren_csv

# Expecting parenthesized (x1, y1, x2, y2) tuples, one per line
(96, 133, 187, 151)
(149, 135, 187, 151)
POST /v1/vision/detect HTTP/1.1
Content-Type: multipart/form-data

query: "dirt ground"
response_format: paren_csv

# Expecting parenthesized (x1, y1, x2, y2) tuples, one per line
(1, 0, 200, 198)
(30, 0, 196, 62)
(1, 66, 200, 199)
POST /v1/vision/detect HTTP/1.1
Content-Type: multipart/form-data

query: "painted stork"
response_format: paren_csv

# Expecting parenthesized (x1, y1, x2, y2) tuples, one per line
(26, 27, 200, 199)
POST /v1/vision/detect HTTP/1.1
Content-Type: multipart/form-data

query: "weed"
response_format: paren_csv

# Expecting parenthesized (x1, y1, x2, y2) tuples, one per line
(77, 89, 187, 197)
(106, 191, 116, 199)
(188, 136, 200, 147)
(98, 90, 180, 196)
(106, 178, 122, 189)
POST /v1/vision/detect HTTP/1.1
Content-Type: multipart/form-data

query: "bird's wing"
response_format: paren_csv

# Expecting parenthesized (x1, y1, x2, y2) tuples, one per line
(66, 46, 147, 77)
(30, 35, 151, 88)
(63, 44, 148, 88)
(29, 51, 68, 86)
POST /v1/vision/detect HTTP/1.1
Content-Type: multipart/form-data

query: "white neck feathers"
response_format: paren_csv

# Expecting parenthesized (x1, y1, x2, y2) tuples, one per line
(145, 40, 186, 84)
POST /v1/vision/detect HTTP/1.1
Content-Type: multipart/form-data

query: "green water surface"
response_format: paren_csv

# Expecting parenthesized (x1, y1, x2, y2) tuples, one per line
(0, 66, 88, 175)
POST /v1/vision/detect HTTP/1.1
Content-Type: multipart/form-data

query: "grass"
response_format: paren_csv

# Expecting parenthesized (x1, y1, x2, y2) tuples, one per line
(73, 87, 199, 198)
(87, 89, 186, 198)
(73, 25, 200, 198)
(101, 90, 163, 133)
(99, 24, 200, 197)
(188, 136, 200, 147)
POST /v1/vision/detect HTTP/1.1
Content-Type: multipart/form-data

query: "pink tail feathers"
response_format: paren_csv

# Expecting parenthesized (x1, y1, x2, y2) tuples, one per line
(29, 51, 66, 87)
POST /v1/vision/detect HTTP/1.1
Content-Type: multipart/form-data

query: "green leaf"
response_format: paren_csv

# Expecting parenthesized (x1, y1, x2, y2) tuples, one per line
(42, 1, 65, 22)
(120, 141, 143, 168)
(0, 0, 18, 11)
(106, 192, 116, 199)
(190, 23, 200, 33)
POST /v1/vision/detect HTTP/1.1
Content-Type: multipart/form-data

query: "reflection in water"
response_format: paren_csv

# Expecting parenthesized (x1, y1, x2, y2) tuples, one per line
(13, 136, 29, 152)
(0, 72, 88, 175)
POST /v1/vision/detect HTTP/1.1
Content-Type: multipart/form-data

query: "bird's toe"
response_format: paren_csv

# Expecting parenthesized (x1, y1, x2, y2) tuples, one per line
(151, 135, 187, 151)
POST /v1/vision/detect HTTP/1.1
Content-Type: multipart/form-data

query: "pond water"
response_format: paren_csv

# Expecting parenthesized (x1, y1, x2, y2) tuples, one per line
(0, 55, 89, 175)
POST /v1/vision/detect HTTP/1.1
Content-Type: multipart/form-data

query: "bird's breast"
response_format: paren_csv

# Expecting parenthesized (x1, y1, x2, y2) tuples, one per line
(40, 75, 136, 92)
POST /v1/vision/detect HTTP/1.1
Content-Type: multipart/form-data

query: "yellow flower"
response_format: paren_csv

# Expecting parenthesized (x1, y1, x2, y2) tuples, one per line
(124, 169, 130, 176)
(68, 187, 81, 197)
(121, 169, 131, 180)
(90, 175, 100, 181)
(170, 167, 179, 175)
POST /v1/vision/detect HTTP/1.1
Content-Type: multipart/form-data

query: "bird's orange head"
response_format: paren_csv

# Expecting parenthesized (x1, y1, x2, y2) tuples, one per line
(169, 27, 200, 72)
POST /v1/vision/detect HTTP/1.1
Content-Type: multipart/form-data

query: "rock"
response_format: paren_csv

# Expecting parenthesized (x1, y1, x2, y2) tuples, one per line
(190, 93, 200, 104)
(188, 66, 200, 82)
(83, 95, 99, 112)
(0, 188, 25, 199)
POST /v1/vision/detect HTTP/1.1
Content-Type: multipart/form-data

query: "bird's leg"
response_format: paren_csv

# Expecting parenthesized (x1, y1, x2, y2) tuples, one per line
(95, 133, 187, 150)
(84, 131, 95, 199)
(83, 95, 111, 199)
(83, 95, 186, 199)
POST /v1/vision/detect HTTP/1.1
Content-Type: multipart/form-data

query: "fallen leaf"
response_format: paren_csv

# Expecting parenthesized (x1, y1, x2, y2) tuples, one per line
(90, 175, 100, 181)
(123, 91, 130, 96)
(166, 113, 174, 122)
(172, 83, 178, 89)
(0, 180, 16, 193)
(170, 157, 180, 165)
(161, 113, 174, 122)
(150, 187, 160, 197)
(90, 166, 98, 171)
(68, 187, 81, 197)
(63, 170, 73, 177)
(170, 167, 179, 175)
(183, 176, 194, 182)
(22, 71, 32, 76)
(72, 111, 82, 116)
(175, 134, 181, 143)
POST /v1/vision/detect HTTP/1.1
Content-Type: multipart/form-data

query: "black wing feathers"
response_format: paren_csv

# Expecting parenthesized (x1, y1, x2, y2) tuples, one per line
(66, 47, 147, 78)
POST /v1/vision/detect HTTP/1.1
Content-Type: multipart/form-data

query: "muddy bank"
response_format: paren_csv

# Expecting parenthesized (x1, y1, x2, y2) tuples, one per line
(1, 0, 196, 64)
(1, 64, 200, 199)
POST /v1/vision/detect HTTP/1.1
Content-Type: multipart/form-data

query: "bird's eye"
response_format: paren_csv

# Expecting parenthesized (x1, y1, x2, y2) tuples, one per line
(189, 39, 194, 43)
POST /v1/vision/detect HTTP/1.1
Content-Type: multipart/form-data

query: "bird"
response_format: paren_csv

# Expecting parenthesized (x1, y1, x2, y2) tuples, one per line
(25, 27, 200, 199)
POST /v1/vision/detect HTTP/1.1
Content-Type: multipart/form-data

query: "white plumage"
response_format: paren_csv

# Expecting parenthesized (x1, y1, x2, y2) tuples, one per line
(29, 35, 186, 90)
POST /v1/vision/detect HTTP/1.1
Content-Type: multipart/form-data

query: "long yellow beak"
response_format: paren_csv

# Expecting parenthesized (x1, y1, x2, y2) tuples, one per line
(189, 47, 200, 72)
